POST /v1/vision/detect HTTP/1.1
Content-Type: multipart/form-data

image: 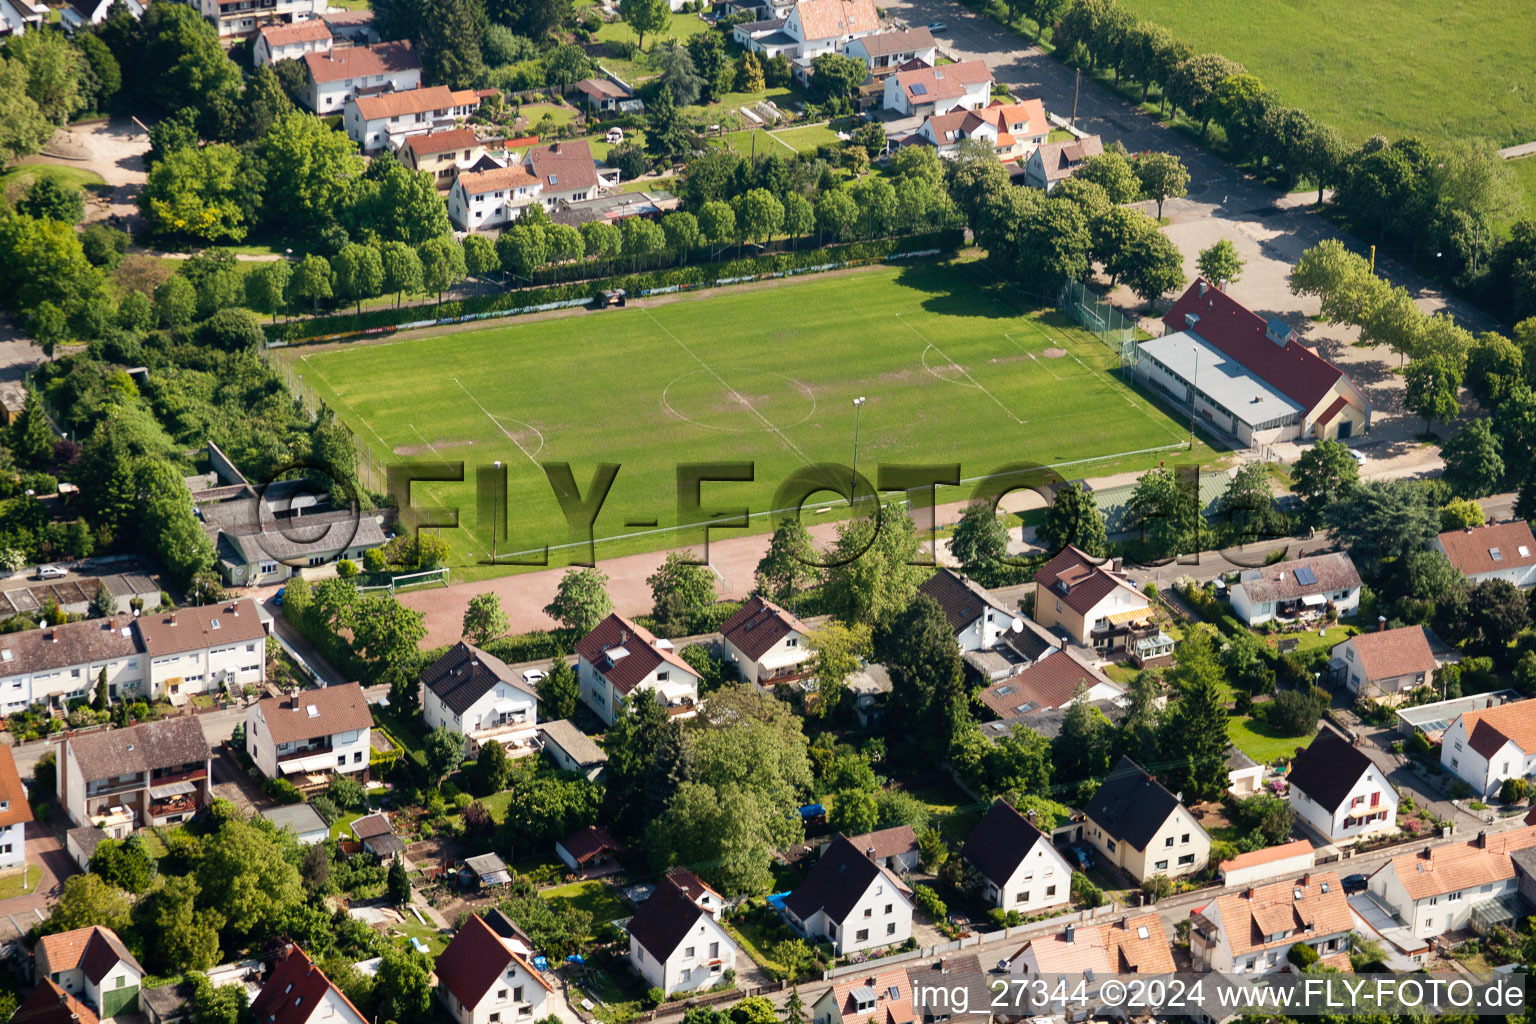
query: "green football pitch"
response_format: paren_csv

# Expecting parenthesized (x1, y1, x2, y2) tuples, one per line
(283, 262, 1213, 573)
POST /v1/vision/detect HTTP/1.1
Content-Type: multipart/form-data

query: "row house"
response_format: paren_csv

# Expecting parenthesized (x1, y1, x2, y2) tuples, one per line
(245, 682, 373, 788)
(1367, 827, 1536, 938)
(447, 140, 602, 231)
(302, 40, 420, 114)
(137, 602, 267, 704)
(344, 85, 485, 153)
(57, 716, 212, 836)
(1189, 872, 1353, 973)
(253, 19, 331, 66)
(0, 746, 32, 872)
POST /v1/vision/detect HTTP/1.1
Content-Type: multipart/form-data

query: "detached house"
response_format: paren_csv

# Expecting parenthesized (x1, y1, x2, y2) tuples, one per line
(0, 745, 32, 872)
(1440, 698, 1536, 798)
(1188, 872, 1352, 973)
(913, 98, 1047, 161)
(246, 682, 373, 787)
(961, 800, 1073, 912)
(811, 968, 914, 1024)
(1032, 545, 1154, 654)
(782, 834, 914, 955)
(882, 60, 992, 117)
(738, 0, 879, 59)
(421, 641, 539, 756)
(253, 19, 331, 66)
(575, 613, 699, 726)
(400, 128, 487, 186)
(447, 140, 601, 231)
(917, 568, 1015, 653)
(1229, 552, 1362, 627)
(36, 926, 144, 1018)
(1331, 624, 1437, 704)
(60, 0, 142, 30)
(979, 650, 1124, 722)
(251, 947, 368, 1024)
(1023, 134, 1102, 190)
(435, 913, 553, 1024)
(1432, 520, 1536, 589)
(198, 0, 325, 39)
(846, 825, 919, 873)
(57, 716, 211, 836)
(841, 27, 934, 74)
(1287, 730, 1397, 842)
(1084, 756, 1210, 883)
(345, 85, 486, 152)
(720, 595, 812, 687)
(627, 875, 739, 996)
(301, 40, 421, 113)
(1367, 827, 1536, 938)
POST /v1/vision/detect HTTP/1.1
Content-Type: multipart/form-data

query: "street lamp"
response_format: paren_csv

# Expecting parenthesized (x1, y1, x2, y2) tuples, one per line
(492, 460, 503, 560)
(849, 397, 866, 506)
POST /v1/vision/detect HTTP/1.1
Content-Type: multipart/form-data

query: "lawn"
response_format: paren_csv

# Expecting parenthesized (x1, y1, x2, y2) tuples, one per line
(544, 879, 627, 922)
(1115, 0, 1536, 147)
(902, 774, 985, 841)
(768, 124, 843, 153)
(719, 129, 799, 158)
(283, 261, 1212, 574)
(389, 913, 449, 956)
(0, 164, 107, 205)
(515, 102, 580, 131)
(1511, 156, 1536, 224)
(594, 10, 707, 48)
(1228, 714, 1314, 766)
(0, 865, 40, 900)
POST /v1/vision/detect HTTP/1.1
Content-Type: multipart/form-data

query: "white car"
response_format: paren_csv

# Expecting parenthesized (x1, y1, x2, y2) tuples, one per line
(1347, 448, 1368, 466)
(927, 20, 947, 31)
(522, 669, 547, 685)
(35, 565, 66, 580)
(605, 127, 624, 144)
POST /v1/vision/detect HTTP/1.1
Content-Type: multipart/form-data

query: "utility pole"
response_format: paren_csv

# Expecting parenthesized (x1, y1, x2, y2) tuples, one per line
(1071, 68, 1081, 127)
(1189, 347, 1198, 446)
(850, 396, 866, 506)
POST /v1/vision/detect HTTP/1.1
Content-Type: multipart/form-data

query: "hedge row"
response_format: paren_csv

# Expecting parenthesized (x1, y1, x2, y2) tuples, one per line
(262, 230, 965, 344)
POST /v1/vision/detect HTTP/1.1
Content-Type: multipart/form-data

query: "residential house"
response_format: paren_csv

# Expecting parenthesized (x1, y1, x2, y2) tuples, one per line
(917, 568, 1015, 653)
(841, 27, 934, 74)
(627, 875, 739, 996)
(1008, 914, 1173, 986)
(571, 77, 631, 112)
(251, 947, 368, 1024)
(913, 98, 1047, 161)
(1367, 827, 1536, 938)
(0, 615, 143, 715)
(61, 0, 141, 29)
(35, 927, 144, 1017)
(1137, 278, 1373, 445)
(575, 613, 700, 726)
(960, 800, 1073, 912)
(908, 955, 987, 1024)
(1217, 839, 1317, 889)
(782, 834, 913, 955)
(302, 40, 420, 113)
(846, 825, 919, 873)
(0, 745, 32, 872)
(1288, 730, 1398, 842)
(13, 981, 99, 1024)
(245, 682, 373, 787)
(882, 60, 992, 117)
(555, 825, 622, 876)
(321, 8, 374, 41)
(663, 867, 724, 916)
(1032, 545, 1155, 654)
(737, 0, 879, 59)
(137, 600, 267, 702)
(447, 140, 601, 231)
(720, 595, 812, 687)
(435, 913, 552, 1024)
(1331, 624, 1437, 704)
(979, 650, 1124, 722)
(1432, 520, 1536, 589)
(261, 803, 330, 845)
(1227, 746, 1264, 796)
(400, 128, 487, 186)
(1440, 698, 1536, 798)
(253, 19, 330, 66)
(1229, 552, 1362, 627)
(196, 0, 327, 38)
(421, 641, 539, 756)
(345, 85, 486, 152)
(537, 719, 607, 780)
(731, 17, 798, 59)
(1023, 134, 1102, 190)
(1188, 872, 1352, 973)
(57, 716, 211, 836)
(1083, 756, 1210, 882)
(0, 0, 45, 34)
(810, 968, 914, 1024)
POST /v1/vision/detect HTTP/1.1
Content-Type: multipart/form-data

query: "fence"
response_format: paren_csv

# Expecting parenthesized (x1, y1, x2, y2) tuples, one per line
(1057, 280, 1139, 366)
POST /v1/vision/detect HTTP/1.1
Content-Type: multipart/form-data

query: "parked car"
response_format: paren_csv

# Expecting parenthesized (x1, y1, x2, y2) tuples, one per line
(1067, 844, 1095, 872)
(34, 565, 66, 580)
(1348, 448, 1368, 466)
(274, 586, 286, 607)
(927, 20, 947, 31)
(1342, 873, 1368, 894)
(522, 669, 546, 685)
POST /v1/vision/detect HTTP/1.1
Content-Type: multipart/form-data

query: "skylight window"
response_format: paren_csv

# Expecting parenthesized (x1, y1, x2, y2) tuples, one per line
(1136, 926, 1149, 939)
(1293, 566, 1317, 586)
(1491, 547, 1504, 562)
(911, 83, 927, 95)
(306, 704, 320, 717)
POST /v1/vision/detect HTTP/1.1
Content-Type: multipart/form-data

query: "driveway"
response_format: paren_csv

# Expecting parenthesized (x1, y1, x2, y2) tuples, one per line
(0, 828, 79, 940)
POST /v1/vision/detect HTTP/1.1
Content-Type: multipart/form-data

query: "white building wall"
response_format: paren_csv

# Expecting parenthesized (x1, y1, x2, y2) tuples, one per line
(0, 821, 22, 871)
(983, 841, 1072, 912)
(828, 879, 913, 955)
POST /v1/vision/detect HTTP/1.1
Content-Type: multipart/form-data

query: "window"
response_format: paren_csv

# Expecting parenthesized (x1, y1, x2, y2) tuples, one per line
(1016, 892, 1028, 904)
(886, 923, 896, 935)
(1449, 890, 1463, 901)
(513, 988, 522, 1003)
(1106, 839, 1116, 852)
(490, 1015, 501, 1022)
(680, 969, 691, 982)
(498, 991, 507, 1002)
(354, 751, 364, 763)
(863, 908, 872, 918)
(1154, 860, 1168, 870)
(856, 929, 869, 942)
(1045, 885, 1056, 897)
(1181, 834, 1190, 844)
(1165, 837, 1174, 847)
(685, 946, 695, 958)
(884, 904, 892, 914)
(1178, 854, 1195, 865)
(657, 671, 670, 682)
(336, 755, 345, 766)
(708, 942, 719, 958)
(1370, 792, 1380, 807)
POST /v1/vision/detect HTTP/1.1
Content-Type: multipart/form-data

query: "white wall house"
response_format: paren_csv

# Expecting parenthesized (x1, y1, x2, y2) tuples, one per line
(245, 682, 373, 784)
(345, 85, 484, 152)
(1367, 827, 1536, 938)
(1083, 756, 1210, 883)
(1432, 521, 1536, 589)
(198, 0, 328, 38)
(628, 877, 739, 996)
(767, 0, 879, 59)
(252, 947, 369, 1024)
(0, 746, 30, 872)
(61, 0, 142, 30)
(0, 0, 47, 36)
(1287, 731, 1398, 842)
(1228, 553, 1362, 627)
(252, 18, 330, 65)
(57, 716, 211, 836)
(0, 617, 143, 713)
(720, 595, 812, 686)
(961, 800, 1073, 912)
(917, 568, 1016, 653)
(137, 600, 267, 702)
(421, 641, 539, 756)
(435, 914, 553, 1024)
(302, 40, 420, 113)
(1331, 625, 1438, 704)
(882, 60, 992, 116)
(781, 836, 913, 955)
(447, 140, 601, 232)
(575, 614, 699, 726)
(1440, 699, 1536, 798)
(36, 927, 144, 1018)
(841, 26, 935, 73)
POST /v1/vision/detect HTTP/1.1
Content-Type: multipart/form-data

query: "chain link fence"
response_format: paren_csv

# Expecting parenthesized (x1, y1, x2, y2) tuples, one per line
(1057, 280, 1139, 369)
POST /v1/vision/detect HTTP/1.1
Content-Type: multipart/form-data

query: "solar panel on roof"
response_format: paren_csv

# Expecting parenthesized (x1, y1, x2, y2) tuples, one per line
(1293, 566, 1316, 586)
(911, 83, 927, 95)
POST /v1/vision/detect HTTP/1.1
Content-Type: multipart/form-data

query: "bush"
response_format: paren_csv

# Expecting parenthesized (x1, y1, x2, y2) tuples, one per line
(1500, 777, 1530, 804)
(1070, 871, 1103, 908)
(911, 883, 946, 919)
(1287, 942, 1320, 969)
(309, 795, 341, 824)
(264, 777, 303, 804)
(1266, 686, 1328, 736)
(643, 988, 665, 1010)
(1140, 874, 1174, 902)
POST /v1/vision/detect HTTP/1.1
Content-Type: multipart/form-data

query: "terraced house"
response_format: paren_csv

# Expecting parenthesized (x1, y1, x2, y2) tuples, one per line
(1368, 827, 1536, 937)
(1189, 872, 1353, 973)
(57, 716, 211, 837)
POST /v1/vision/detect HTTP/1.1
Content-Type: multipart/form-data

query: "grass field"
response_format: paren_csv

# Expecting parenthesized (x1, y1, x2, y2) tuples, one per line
(544, 879, 627, 922)
(285, 262, 1211, 572)
(0, 164, 107, 206)
(1512, 157, 1536, 222)
(1115, 0, 1536, 148)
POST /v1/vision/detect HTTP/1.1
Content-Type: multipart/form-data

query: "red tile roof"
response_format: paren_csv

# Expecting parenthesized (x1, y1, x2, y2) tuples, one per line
(353, 85, 464, 121)
(795, 0, 878, 40)
(1218, 838, 1315, 874)
(1162, 278, 1356, 413)
(1201, 872, 1351, 958)
(1436, 520, 1536, 577)
(252, 683, 372, 745)
(404, 128, 479, 157)
(980, 651, 1116, 717)
(12, 981, 98, 1024)
(1385, 826, 1536, 900)
(821, 967, 914, 1024)
(846, 824, 919, 863)
(1032, 135, 1103, 182)
(304, 40, 417, 84)
(1345, 625, 1437, 682)
(524, 139, 600, 194)
(721, 595, 810, 662)
(1033, 545, 1144, 616)
(260, 20, 331, 48)
(1460, 699, 1536, 759)
(135, 599, 264, 656)
(892, 59, 991, 105)
(574, 614, 695, 696)
(557, 825, 622, 865)
(0, 745, 33, 829)
(251, 947, 366, 1024)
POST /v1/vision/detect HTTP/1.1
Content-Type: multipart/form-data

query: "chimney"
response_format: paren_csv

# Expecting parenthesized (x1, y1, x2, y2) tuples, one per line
(170, 611, 177, 625)
(1218, 279, 1228, 292)
(1378, 615, 1387, 632)
(1244, 887, 1254, 899)
(1111, 557, 1123, 573)
(1477, 830, 1487, 848)
(1301, 873, 1310, 887)
(620, 629, 628, 643)
(1420, 845, 1433, 859)
(1063, 924, 1074, 943)
(1197, 281, 1207, 297)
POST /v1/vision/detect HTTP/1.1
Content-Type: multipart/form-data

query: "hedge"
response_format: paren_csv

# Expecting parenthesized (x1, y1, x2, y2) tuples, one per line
(262, 231, 965, 345)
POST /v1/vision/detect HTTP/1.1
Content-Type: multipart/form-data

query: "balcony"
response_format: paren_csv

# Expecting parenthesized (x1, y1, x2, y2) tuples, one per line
(149, 766, 208, 787)
(86, 775, 147, 798)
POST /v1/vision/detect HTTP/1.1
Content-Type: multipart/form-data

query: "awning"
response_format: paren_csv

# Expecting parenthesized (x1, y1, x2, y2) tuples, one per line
(1106, 608, 1148, 625)
(491, 699, 523, 715)
(1301, 594, 1327, 607)
(280, 754, 336, 775)
(148, 781, 197, 799)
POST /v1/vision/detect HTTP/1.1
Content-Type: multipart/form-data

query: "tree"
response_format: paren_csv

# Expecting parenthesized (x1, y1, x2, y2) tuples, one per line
(499, 767, 603, 845)
(0, 54, 53, 164)
(1120, 223, 1185, 304)
(1158, 665, 1229, 801)
(647, 782, 779, 895)
(1464, 332, 1523, 409)
(543, 43, 592, 93)
(808, 53, 865, 101)
(621, 216, 665, 269)
(131, 4, 241, 129)
(289, 254, 333, 314)
(1075, 151, 1140, 204)
(733, 188, 784, 247)
(1038, 480, 1108, 556)
(803, 620, 870, 718)
(1125, 467, 1194, 561)
(1054, 691, 1113, 783)
(193, 818, 304, 943)
(1132, 151, 1189, 219)
(12, 388, 53, 469)
(141, 143, 252, 242)
(1168, 53, 1244, 135)
(20, 177, 84, 224)
(424, 726, 464, 784)
(386, 856, 412, 906)
(949, 501, 1009, 582)
(781, 192, 813, 245)
(1291, 438, 1358, 524)
(331, 242, 384, 315)
(660, 211, 699, 257)
(544, 567, 612, 633)
(463, 592, 509, 645)
(47, 873, 131, 934)
(1402, 355, 1461, 435)
(137, 875, 221, 974)
(881, 594, 966, 752)
(1465, 580, 1530, 659)
(754, 516, 817, 603)
(419, 235, 466, 302)
(653, 41, 704, 105)
(581, 220, 622, 265)
(245, 260, 291, 323)
(1233, 790, 1294, 847)
(1324, 480, 1438, 580)
(136, 458, 215, 585)
(198, 308, 265, 352)
(619, 0, 668, 50)
(497, 224, 548, 280)
(6, 30, 85, 124)
(256, 112, 363, 229)
(823, 502, 927, 625)
(473, 737, 513, 795)
(1440, 419, 1503, 499)
(813, 189, 856, 242)
(537, 658, 579, 721)
(1196, 239, 1244, 285)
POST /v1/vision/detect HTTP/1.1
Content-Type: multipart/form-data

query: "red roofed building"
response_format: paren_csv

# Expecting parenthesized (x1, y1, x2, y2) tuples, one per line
(1031, 545, 1153, 654)
(399, 128, 488, 185)
(1432, 520, 1536, 589)
(1440, 698, 1536, 798)
(1137, 278, 1372, 445)
(251, 948, 368, 1024)
(253, 19, 330, 66)
(912, 98, 1048, 161)
(575, 614, 699, 725)
(882, 59, 992, 117)
(434, 914, 552, 1024)
(720, 595, 812, 687)
(301, 40, 420, 113)
(1330, 624, 1439, 704)
(448, 140, 603, 232)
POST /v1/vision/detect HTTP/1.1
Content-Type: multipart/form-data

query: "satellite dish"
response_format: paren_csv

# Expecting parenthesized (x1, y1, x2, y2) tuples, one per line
(997, 960, 1010, 972)
(1011, 617, 1024, 633)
